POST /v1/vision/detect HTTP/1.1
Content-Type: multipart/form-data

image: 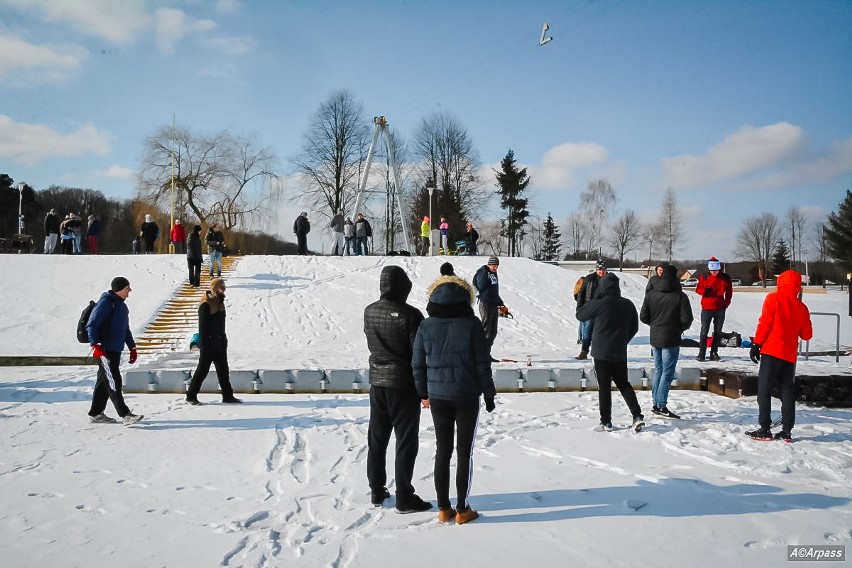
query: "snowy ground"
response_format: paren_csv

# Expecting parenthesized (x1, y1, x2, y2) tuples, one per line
(1, 255, 851, 567)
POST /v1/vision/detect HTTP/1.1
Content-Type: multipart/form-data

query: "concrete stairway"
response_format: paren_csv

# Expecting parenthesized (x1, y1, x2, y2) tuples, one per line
(134, 256, 240, 354)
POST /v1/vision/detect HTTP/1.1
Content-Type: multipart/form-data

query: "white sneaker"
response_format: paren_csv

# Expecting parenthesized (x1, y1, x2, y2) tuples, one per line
(123, 413, 144, 426)
(594, 422, 613, 432)
(89, 413, 117, 424)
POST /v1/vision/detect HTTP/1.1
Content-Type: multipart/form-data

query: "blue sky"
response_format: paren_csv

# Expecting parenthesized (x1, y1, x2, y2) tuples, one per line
(1, 0, 850, 259)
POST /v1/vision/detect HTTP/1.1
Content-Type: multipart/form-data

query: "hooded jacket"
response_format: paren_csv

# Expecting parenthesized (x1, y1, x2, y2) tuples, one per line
(198, 280, 227, 352)
(695, 270, 733, 311)
(473, 265, 503, 306)
(576, 273, 638, 361)
(87, 290, 135, 353)
(413, 276, 496, 403)
(363, 266, 425, 389)
(753, 270, 813, 363)
(640, 265, 694, 348)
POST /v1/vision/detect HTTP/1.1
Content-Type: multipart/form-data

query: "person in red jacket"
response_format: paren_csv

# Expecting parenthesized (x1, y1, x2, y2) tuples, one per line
(694, 256, 733, 361)
(746, 270, 813, 442)
(170, 219, 186, 254)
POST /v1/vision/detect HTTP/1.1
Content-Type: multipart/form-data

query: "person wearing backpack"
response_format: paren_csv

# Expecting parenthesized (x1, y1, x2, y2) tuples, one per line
(86, 276, 143, 426)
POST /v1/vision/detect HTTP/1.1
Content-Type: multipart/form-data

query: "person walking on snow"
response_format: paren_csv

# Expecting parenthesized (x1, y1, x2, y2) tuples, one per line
(576, 272, 644, 432)
(86, 276, 143, 426)
(694, 256, 733, 361)
(746, 270, 813, 442)
(185, 278, 242, 405)
(473, 256, 506, 361)
(363, 265, 431, 513)
(640, 264, 693, 419)
(413, 274, 496, 525)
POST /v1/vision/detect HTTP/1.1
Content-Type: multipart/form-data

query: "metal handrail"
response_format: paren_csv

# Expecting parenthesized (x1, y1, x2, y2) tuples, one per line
(803, 312, 841, 363)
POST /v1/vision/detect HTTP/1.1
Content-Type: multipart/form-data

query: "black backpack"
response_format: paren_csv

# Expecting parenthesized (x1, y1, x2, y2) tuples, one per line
(77, 298, 114, 344)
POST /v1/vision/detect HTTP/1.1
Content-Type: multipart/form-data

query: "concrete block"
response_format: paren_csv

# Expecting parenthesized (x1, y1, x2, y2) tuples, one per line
(123, 370, 155, 393)
(676, 366, 702, 388)
(520, 367, 552, 390)
(553, 368, 585, 389)
(493, 368, 521, 391)
(293, 369, 325, 393)
(627, 367, 645, 388)
(154, 369, 191, 393)
(257, 369, 294, 393)
(206, 369, 257, 394)
(326, 369, 362, 392)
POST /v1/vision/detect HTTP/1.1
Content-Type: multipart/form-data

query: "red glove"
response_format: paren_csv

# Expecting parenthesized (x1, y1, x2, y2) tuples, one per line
(92, 344, 105, 358)
(129, 348, 138, 364)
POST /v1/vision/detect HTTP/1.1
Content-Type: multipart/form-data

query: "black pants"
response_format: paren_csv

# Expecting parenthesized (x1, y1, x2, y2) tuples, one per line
(367, 386, 421, 499)
(89, 351, 131, 418)
(430, 397, 480, 510)
(144, 238, 155, 253)
(478, 302, 499, 351)
(187, 258, 202, 286)
(296, 232, 307, 255)
(699, 309, 726, 353)
(593, 358, 642, 424)
(757, 353, 797, 433)
(187, 349, 234, 400)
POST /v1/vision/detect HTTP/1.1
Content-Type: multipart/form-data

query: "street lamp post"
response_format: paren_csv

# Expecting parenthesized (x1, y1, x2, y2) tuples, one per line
(427, 183, 434, 257)
(17, 183, 25, 234)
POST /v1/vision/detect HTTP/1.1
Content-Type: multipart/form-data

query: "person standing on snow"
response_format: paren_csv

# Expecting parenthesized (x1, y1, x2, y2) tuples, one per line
(363, 265, 431, 513)
(329, 209, 345, 256)
(86, 214, 101, 254)
(206, 223, 225, 278)
(575, 260, 608, 360)
(439, 217, 449, 253)
(464, 222, 479, 256)
(419, 216, 430, 256)
(86, 276, 143, 426)
(294, 211, 311, 255)
(413, 274, 496, 525)
(185, 278, 242, 405)
(694, 256, 733, 361)
(186, 224, 203, 287)
(576, 272, 644, 433)
(343, 217, 354, 255)
(746, 270, 813, 442)
(354, 213, 372, 255)
(473, 256, 505, 360)
(140, 213, 159, 254)
(170, 219, 186, 255)
(640, 264, 693, 419)
(43, 208, 60, 254)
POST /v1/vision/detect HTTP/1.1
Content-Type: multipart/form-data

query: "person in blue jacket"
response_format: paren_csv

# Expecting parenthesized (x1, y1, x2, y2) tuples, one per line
(413, 275, 496, 525)
(86, 276, 143, 426)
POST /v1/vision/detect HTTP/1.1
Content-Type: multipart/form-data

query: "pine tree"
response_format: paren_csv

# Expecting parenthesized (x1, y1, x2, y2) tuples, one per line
(771, 239, 791, 276)
(495, 150, 530, 257)
(825, 189, 852, 268)
(541, 213, 562, 261)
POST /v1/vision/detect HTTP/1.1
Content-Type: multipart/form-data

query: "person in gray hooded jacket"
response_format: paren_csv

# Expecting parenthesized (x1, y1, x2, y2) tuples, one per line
(363, 265, 431, 513)
(413, 275, 496, 525)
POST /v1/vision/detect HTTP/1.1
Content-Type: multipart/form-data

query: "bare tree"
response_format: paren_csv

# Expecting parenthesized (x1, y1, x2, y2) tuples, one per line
(655, 187, 684, 262)
(786, 206, 807, 267)
(641, 222, 665, 264)
(579, 178, 617, 259)
(563, 212, 584, 259)
(137, 124, 280, 231)
(609, 209, 643, 270)
(735, 212, 781, 286)
(291, 90, 370, 218)
(475, 219, 505, 256)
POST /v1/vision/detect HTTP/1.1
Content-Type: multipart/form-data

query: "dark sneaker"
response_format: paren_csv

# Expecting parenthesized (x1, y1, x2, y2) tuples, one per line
(651, 405, 660, 414)
(709, 352, 721, 362)
(370, 488, 390, 507)
(89, 413, 117, 424)
(222, 397, 243, 404)
(455, 507, 480, 525)
(657, 407, 681, 419)
(395, 494, 433, 514)
(186, 398, 202, 406)
(746, 427, 773, 441)
(632, 415, 645, 432)
(438, 506, 457, 523)
(123, 413, 143, 426)
(774, 431, 792, 443)
(695, 354, 706, 362)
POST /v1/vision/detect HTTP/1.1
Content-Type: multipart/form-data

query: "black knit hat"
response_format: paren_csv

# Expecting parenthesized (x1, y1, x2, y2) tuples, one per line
(440, 262, 455, 276)
(111, 276, 130, 292)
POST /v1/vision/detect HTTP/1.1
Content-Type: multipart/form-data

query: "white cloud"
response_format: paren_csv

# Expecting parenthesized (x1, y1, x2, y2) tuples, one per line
(660, 123, 852, 191)
(524, 141, 626, 190)
(92, 165, 134, 180)
(2, 0, 151, 44)
(0, 115, 111, 165)
(0, 34, 87, 86)
(214, 0, 242, 14)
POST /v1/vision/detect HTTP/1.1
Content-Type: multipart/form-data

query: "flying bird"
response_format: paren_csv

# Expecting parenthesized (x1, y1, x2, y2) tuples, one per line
(539, 22, 553, 46)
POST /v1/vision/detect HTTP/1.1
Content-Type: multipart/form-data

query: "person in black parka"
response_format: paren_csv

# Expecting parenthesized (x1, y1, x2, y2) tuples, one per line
(185, 278, 241, 405)
(294, 212, 310, 255)
(363, 265, 431, 513)
(413, 275, 496, 525)
(186, 224, 203, 287)
(576, 272, 643, 431)
(640, 264, 694, 418)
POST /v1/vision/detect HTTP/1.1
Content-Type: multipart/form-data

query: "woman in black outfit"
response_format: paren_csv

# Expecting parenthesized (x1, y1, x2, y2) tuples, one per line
(186, 225, 203, 287)
(413, 275, 496, 525)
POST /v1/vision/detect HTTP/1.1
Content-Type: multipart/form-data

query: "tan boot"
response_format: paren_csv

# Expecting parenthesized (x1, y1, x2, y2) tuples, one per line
(438, 506, 457, 523)
(455, 507, 480, 525)
(575, 350, 588, 360)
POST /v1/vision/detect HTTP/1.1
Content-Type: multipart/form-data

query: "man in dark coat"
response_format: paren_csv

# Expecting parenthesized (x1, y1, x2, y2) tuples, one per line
(329, 209, 345, 256)
(206, 224, 225, 277)
(640, 264, 694, 418)
(472, 256, 505, 360)
(87, 276, 142, 426)
(186, 224, 203, 287)
(43, 208, 59, 254)
(294, 212, 310, 255)
(140, 213, 159, 254)
(577, 272, 643, 432)
(575, 260, 608, 359)
(185, 278, 242, 405)
(363, 265, 431, 513)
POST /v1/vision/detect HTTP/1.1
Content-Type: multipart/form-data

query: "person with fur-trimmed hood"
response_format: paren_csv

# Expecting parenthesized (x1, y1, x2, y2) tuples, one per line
(185, 278, 242, 405)
(413, 275, 496, 525)
(363, 265, 431, 513)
